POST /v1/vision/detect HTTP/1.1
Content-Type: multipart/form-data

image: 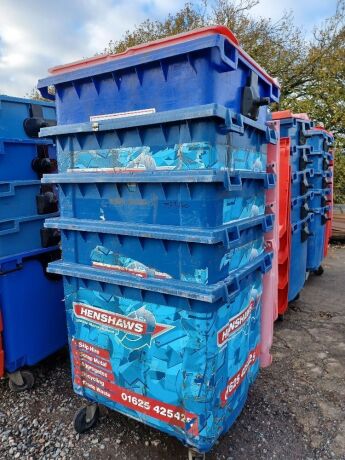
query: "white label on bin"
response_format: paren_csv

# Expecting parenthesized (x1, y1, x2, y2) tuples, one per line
(90, 108, 156, 122)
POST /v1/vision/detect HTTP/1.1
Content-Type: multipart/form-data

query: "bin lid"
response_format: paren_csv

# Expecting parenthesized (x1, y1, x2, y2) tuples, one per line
(47, 25, 279, 88)
(272, 110, 310, 121)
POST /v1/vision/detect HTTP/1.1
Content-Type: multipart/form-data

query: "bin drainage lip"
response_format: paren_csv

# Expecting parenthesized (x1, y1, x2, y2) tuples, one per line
(39, 103, 268, 138)
(41, 169, 270, 186)
(44, 215, 270, 245)
(47, 252, 270, 303)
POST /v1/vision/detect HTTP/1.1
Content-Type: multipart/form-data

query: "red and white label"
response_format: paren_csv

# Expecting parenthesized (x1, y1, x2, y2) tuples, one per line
(74, 357, 115, 382)
(90, 108, 156, 122)
(217, 299, 255, 347)
(72, 349, 112, 371)
(220, 346, 260, 406)
(73, 302, 172, 339)
(71, 338, 110, 360)
(74, 370, 198, 435)
(92, 261, 171, 280)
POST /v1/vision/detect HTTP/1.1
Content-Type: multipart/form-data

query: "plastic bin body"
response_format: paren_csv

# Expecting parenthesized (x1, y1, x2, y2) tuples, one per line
(309, 188, 331, 209)
(39, 25, 279, 451)
(291, 192, 313, 224)
(47, 252, 271, 452)
(277, 137, 291, 316)
(288, 215, 313, 301)
(307, 209, 327, 271)
(41, 106, 275, 229)
(0, 313, 4, 377)
(0, 95, 56, 140)
(40, 104, 275, 174)
(45, 214, 272, 286)
(0, 257, 66, 373)
(38, 27, 280, 125)
(45, 172, 270, 228)
(291, 169, 314, 199)
(261, 120, 279, 365)
(0, 181, 57, 220)
(0, 213, 59, 260)
(0, 140, 56, 181)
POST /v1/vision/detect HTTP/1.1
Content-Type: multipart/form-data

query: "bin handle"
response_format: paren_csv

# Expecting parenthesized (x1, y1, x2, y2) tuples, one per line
(0, 183, 14, 197)
(223, 172, 242, 191)
(219, 111, 244, 134)
(0, 220, 19, 235)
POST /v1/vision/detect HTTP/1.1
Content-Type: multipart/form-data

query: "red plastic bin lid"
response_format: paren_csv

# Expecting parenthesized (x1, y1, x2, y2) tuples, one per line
(272, 110, 310, 121)
(49, 26, 279, 88)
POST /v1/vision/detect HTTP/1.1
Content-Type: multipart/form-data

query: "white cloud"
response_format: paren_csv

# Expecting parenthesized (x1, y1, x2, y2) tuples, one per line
(0, 0, 337, 97)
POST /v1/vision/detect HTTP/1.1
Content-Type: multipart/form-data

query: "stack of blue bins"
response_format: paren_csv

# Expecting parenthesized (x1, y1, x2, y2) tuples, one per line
(0, 95, 66, 390)
(306, 127, 334, 273)
(38, 26, 280, 453)
(279, 115, 315, 301)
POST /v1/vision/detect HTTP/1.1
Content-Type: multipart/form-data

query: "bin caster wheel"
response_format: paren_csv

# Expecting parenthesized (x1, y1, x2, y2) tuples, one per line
(8, 370, 35, 392)
(188, 448, 206, 460)
(74, 404, 99, 434)
(278, 314, 285, 322)
(314, 265, 324, 276)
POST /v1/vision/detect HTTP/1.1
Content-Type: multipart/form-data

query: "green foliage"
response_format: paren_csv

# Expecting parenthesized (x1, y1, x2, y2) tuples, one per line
(26, 87, 51, 102)
(101, 0, 344, 202)
(334, 141, 345, 203)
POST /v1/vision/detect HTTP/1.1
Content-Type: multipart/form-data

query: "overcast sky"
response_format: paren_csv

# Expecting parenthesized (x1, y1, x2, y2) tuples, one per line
(0, 0, 338, 97)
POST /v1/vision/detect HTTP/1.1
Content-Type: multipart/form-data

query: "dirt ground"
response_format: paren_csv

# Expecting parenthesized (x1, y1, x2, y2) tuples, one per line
(0, 246, 344, 460)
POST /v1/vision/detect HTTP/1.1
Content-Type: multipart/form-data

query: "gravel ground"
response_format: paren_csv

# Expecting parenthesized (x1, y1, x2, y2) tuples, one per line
(0, 246, 344, 460)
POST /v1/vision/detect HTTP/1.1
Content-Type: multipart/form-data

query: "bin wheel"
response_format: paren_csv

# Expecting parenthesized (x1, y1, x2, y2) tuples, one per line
(188, 448, 206, 460)
(74, 404, 99, 434)
(314, 265, 324, 276)
(278, 314, 285, 322)
(8, 370, 35, 392)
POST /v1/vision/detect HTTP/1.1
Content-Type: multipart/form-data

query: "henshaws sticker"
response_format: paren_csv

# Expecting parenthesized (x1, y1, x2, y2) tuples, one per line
(217, 299, 255, 347)
(73, 302, 174, 350)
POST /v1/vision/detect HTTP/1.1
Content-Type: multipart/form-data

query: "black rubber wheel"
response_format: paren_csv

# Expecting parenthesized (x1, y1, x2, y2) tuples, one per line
(8, 370, 35, 392)
(278, 314, 285, 322)
(73, 405, 99, 434)
(314, 265, 324, 276)
(188, 449, 206, 460)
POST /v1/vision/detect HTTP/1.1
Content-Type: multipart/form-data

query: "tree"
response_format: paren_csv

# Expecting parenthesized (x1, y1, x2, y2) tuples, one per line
(103, 0, 345, 201)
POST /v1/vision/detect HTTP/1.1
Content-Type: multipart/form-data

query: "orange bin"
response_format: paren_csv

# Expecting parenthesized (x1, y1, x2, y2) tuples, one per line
(278, 137, 292, 317)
